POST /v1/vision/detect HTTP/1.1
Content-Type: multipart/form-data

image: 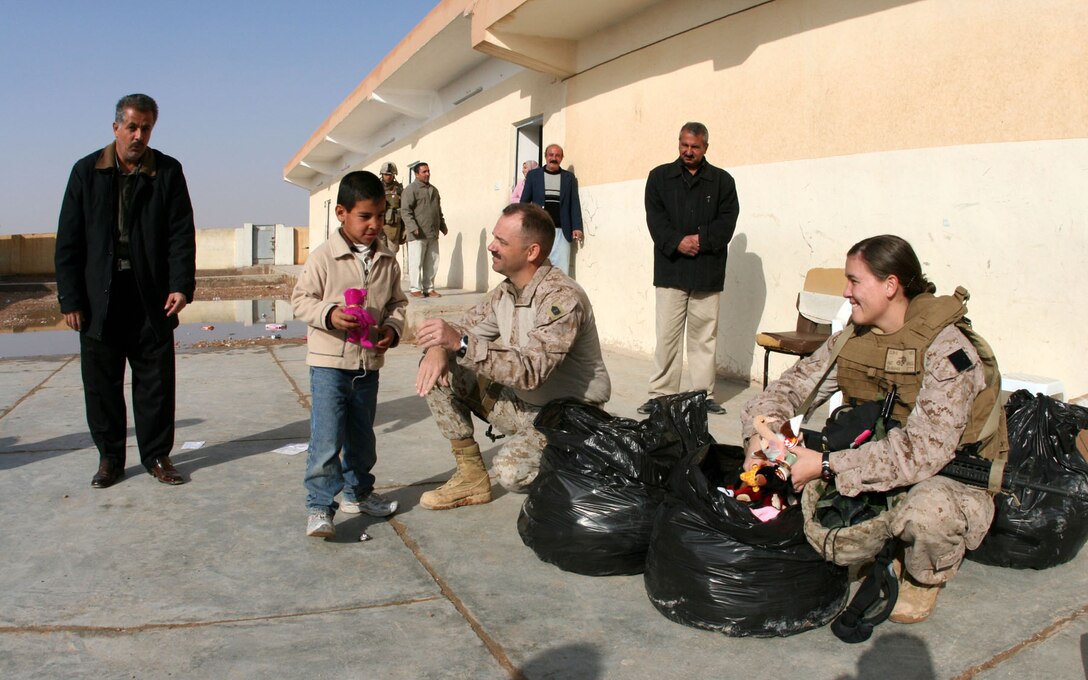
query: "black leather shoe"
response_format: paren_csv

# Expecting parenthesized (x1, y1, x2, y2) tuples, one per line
(706, 400, 727, 415)
(637, 400, 654, 415)
(148, 456, 185, 485)
(91, 459, 125, 489)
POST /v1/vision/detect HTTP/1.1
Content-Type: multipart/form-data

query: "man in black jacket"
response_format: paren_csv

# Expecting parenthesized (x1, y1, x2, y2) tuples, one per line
(639, 122, 740, 416)
(55, 94, 196, 488)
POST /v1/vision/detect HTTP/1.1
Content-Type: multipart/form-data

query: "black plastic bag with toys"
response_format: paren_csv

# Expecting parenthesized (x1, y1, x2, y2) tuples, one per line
(517, 392, 712, 576)
(643, 443, 849, 637)
(968, 390, 1088, 569)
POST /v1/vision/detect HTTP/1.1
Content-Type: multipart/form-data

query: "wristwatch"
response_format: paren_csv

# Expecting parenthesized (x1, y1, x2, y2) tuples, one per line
(821, 450, 836, 482)
(457, 334, 469, 358)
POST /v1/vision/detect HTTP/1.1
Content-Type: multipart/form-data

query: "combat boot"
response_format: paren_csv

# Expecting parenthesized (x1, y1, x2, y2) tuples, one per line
(890, 558, 944, 624)
(420, 442, 492, 510)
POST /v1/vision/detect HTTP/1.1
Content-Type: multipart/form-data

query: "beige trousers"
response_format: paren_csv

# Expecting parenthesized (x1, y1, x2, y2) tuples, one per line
(648, 287, 720, 400)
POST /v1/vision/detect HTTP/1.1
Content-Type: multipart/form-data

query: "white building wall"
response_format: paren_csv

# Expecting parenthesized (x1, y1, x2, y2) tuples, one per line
(579, 138, 1088, 396)
(297, 0, 1088, 397)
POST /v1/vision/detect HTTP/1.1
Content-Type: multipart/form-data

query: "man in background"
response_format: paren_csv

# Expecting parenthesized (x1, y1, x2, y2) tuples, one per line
(640, 122, 739, 416)
(379, 162, 404, 254)
(401, 162, 447, 298)
(521, 144, 583, 276)
(55, 93, 196, 488)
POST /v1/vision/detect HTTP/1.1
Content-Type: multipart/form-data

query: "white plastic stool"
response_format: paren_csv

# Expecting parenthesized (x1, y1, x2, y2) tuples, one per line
(1000, 372, 1064, 402)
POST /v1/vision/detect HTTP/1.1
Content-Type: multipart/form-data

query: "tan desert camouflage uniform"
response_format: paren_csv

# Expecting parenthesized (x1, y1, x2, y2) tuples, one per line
(742, 322, 994, 585)
(426, 264, 611, 491)
(380, 179, 403, 252)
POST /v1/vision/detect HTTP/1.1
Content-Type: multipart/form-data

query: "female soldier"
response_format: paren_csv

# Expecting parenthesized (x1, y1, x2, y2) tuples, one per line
(741, 235, 1002, 624)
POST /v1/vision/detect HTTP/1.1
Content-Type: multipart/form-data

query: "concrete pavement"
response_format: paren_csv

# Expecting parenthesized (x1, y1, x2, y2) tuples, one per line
(0, 334, 1086, 679)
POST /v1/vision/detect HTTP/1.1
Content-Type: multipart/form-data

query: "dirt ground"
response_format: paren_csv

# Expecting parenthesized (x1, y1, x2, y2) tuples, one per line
(0, 279, 296, 350)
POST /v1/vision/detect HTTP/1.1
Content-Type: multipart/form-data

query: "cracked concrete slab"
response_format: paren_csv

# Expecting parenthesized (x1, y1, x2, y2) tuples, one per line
(1, 343, 1086, 679)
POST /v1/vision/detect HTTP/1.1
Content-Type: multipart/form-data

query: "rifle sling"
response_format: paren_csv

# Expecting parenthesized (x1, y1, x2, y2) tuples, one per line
(987, 457, 1006, 495)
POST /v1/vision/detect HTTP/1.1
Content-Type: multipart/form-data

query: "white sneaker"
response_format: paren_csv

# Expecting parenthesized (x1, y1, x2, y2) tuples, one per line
(341, 492, 399, 517)
(306, 511, 335, 538)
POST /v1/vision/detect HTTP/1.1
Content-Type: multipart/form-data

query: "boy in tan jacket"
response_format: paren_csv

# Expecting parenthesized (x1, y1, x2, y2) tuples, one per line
(291, 171, 408, 538)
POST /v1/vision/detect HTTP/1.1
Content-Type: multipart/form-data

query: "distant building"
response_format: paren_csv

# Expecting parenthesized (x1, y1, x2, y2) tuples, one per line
(285, 0, 1088, 396)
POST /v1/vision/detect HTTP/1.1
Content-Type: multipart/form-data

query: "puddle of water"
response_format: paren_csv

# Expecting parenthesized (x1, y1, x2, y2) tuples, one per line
(0, 300, 305, 359)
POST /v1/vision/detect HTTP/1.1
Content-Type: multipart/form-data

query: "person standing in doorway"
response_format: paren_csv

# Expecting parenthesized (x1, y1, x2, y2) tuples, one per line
(520, 144, 582, 276)
(639, 122, 740, 416)
(401, 162, 447, 298)
(55, 93, 196, 488)
(509, 160, 538, 204)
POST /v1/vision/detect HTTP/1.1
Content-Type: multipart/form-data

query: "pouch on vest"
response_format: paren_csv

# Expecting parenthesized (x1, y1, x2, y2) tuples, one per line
(813, 388, 902, 532)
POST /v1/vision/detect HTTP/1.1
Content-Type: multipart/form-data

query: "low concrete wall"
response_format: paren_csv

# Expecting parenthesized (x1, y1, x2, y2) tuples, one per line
(1, 227, 309, 276)
(195, 228, 238, 270)
(0, 234, 55, 276)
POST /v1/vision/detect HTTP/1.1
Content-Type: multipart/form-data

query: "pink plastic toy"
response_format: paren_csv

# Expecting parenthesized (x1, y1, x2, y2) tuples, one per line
(342, 288, 378, 348)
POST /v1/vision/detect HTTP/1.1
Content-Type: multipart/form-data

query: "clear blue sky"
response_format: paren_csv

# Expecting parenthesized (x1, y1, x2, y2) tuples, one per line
(0, 0, 438, 234)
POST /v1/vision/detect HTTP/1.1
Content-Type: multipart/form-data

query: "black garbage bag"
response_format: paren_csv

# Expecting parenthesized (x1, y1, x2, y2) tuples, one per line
(517, 392, 712, 576)
(644, 444, 849, 637)
(968, 390, 1088, 569)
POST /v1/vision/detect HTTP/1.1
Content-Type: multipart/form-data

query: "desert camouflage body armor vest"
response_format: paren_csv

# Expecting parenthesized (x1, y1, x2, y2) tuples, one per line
(834, 287, 1008, 460)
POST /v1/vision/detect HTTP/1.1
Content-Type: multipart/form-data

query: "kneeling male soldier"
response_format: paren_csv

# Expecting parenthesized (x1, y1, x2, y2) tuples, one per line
(414, 203, 612, 508)
(741, 235, 1005, 625)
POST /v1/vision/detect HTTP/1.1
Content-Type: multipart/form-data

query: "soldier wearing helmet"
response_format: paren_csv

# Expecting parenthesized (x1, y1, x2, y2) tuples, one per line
(379, 162, 404, 253)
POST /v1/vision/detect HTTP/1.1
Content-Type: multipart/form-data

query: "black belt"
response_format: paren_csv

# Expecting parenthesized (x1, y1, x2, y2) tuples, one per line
(116, 259, 132, 271)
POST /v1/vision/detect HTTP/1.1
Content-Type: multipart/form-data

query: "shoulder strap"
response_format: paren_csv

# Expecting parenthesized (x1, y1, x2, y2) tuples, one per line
(798, 326, 855, 417)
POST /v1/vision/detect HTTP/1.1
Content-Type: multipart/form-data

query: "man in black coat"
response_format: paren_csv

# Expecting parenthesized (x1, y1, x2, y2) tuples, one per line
(639, 122, 740, 416)
(55, 93, 196, 488)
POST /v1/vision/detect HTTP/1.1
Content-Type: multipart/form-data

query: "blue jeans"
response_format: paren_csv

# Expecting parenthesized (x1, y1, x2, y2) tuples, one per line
(547, 228, 571, 275)
(305, 367, 379, 512)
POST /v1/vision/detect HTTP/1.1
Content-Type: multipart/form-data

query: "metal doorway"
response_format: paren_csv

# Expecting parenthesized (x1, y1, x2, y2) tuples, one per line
(253, 224, 275, 264)
(514, 116, 543, 187)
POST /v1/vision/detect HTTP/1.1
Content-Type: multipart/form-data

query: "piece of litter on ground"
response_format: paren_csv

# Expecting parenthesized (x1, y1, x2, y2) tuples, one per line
(359, 532, 372, 542)
(181, 441, 205, 450)
(201, 325, 214, 331)
(265, 323, 287, 331)
(273, 443, 308, 455)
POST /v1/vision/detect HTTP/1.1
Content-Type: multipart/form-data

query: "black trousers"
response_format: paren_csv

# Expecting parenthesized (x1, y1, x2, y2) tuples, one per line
(79, 270, 176, 470)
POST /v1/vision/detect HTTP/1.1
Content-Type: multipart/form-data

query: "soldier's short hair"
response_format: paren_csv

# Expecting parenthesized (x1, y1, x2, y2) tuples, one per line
(115, 94, 158, 124)
(337, 171, 384, 210)
(680, 121, 708, 143)
(502, 203, 555, 261)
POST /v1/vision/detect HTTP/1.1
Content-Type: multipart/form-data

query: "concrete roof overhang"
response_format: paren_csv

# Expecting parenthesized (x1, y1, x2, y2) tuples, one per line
(284, 0, 764, 190)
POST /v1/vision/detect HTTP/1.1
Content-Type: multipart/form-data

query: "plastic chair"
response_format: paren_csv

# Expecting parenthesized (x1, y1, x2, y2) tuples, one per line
(756, 268, 848, 389)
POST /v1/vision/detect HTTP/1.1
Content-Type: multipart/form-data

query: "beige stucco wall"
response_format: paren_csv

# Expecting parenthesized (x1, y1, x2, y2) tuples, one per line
(562, 0, 1088, 396)
(302, 0, 1088, 396)
(308, 68, 566, 293)
(568, 0, 1088, 184)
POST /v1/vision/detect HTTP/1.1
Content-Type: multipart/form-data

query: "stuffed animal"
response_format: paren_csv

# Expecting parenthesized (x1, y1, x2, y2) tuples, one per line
(753, 414, 804, 468)
(734, 463, 790, 507)
(342, 288, 378, 348)
(728, 414, 807, 516)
